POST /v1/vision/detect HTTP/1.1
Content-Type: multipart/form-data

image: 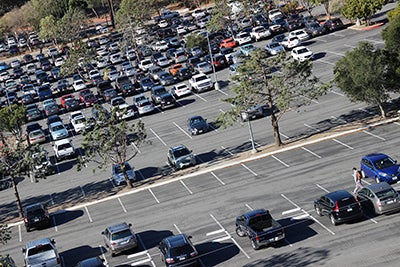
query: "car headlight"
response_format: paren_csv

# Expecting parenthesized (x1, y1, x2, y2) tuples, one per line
(378, 172, 388, 177)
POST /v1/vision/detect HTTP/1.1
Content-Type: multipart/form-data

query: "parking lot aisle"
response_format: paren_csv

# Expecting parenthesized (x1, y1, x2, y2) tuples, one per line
(180, 172, 225, 193)
(119, 189, 160, 210)
(149, 128, 167, 146)
(150, 180, 193, 203)
(173, 121, 192, 139)
(220, 145, 259, 175)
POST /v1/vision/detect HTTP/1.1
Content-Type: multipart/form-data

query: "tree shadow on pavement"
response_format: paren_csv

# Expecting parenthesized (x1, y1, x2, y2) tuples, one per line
(60, 245, 106, 267)
(196, 241, 240, 267)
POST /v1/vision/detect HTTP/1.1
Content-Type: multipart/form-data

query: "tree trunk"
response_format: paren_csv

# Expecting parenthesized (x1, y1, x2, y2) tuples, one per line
(92, 8, 99, 19)
(324, 2, 331, 20)
(121, 164, 133, 188)
(270, 109, 283, 147)
(377, 102, 386, 118)
(107, 0, 116, 29)
(11, 176, 23, 218)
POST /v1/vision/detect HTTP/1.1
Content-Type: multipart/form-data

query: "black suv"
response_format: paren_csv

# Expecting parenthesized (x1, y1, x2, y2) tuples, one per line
(314, 190, 363, 225)
(159, 234, 199, 267)
(159, 93, 176, 110)
(23, 203, 51, 232)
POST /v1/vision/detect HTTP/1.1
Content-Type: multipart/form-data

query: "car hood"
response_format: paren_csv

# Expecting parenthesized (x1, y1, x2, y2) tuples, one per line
(191, 121, 208, 129)
(379, 165, 400, 175)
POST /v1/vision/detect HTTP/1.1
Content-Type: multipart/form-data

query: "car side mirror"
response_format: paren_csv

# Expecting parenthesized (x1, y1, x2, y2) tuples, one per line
(188, 235, 193, 239)
(22, 248, 26, 253)
(128, 223, 132, 227)
(51, 239, 56, 244)
(101, 231, 105, 235)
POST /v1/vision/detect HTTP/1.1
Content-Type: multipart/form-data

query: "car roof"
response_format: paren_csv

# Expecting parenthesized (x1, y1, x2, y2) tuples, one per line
(24, 203, 44, 211)
(365, 182, 393, 193)
(242, 208, 268, 218)
(106, 222, 131, 233)
(325, 190, 352, 200)
(363, 153, 389, 161)
(164, 234, 189, 248)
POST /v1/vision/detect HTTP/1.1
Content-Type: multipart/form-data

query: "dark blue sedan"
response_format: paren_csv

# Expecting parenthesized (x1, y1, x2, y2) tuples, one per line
(361, 153, 400, 184)
(187, 115, 209, 136)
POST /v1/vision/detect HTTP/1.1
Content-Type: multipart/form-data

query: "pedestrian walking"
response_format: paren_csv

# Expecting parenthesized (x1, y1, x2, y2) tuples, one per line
(353, 167, 363, 193)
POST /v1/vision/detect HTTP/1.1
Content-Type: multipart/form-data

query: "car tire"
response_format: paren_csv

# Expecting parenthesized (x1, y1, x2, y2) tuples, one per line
(251, 239, 260, 250)
(315, 206, 322, 216)
(236, 226, 245, 237)
(330, 215, 337, 226)
(26, 226, 31, 232)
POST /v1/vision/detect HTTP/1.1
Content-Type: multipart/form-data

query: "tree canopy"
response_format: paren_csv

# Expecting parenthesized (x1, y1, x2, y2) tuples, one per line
(218, 50, 328, 147)
(184, 33, 208, 51)
(334, 42, 400, 117)
(341, 0, 386, 24)
(78, 106, 147, 188)
(382, 13, 400, 56)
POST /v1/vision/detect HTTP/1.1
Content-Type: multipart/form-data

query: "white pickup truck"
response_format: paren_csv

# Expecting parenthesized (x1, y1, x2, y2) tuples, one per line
(189, 73, 213, 93)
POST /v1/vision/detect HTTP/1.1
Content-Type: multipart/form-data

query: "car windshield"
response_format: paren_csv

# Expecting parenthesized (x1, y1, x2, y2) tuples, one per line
(248, 214, 272, 231)
(111, 229, 132, 240)
(298, 48, 309, 54)
(172, 147, 190, 158)
(27, 208, 44, 217)
(154, 88, 167, 95)
(376, 188, 397, 199)
(195, 75, 208, 82)
(374, 157, 396, 169)
(191, 117, 204, 124)
(75, 118, 86, 124)
(52, 124, 65, 131)
(170, 244, 193, 256)
(58, 143, 72, 150)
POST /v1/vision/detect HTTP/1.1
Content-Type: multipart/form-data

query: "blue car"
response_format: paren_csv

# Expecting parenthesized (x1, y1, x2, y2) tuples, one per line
(361, 153, 400, 184)
(112, 162, 136, 186)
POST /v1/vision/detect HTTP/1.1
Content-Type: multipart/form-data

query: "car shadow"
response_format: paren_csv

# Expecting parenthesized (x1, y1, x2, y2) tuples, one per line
(176, 98, 196, 107)
(60, 245, 106, 267)
(195, 241, 240, 266)
(302, 40, 316, 46)
(136, 229, 174, 250)
(276, 218, 318, 246)
(313, 52, 326, 60)
(51, 209, 84, 226)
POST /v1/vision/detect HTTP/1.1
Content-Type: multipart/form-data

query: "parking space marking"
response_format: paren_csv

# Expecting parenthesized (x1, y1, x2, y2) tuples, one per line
(84, 206, 93, 223)
(245, 204, 253, 211)
(271, 155, 290, 167)
(109, 178, 116, 188)
(241, 164, 258, 176)
(394, 122, 400, 126)
(131, 142, 141, 153)
(362, 39, 384, 44)
(331, 115, 348, 124)
(332, 33, 345, 38)
(304, 123, 320, 132)
(282, 207, 300, 215)
(173, 223, 182, 234)
(280, 132, 289, 139)
(344, 44, 356, 48)
(118, 197, 127, 212)
(314, 37, 328, 42)
(221, 146, 234, 156)
(149, 128, 167, 146)
(193, 92, 208, 102)
(99, 246, 108, 267)
(316, 59, 335, 66)
(301, 147, 322, 158)
(148, 188, 160, 203)
(180, 180, 193, 194)
(332, 139, 354, 149)
(281, 194, 335, 235)
(18, 224, 22, 242)
(362, 130, 386, 141)
(129, 234, 156, 267)
(325, 50, 345, 57)
(52, 216, 58, 232)
(173, 122, 192, 139)
(210, 172, 226, 185)
(315, 183, 330, 193)
(209, 214, 250, 259)
(330, 90, 345, 96)
(358, 107, 376, 116)
(217, 88, 229, 96)
(80, 186, 86, 197)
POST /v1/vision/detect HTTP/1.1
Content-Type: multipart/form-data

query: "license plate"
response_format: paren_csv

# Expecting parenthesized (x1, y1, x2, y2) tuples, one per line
(393, 177, 398, 180)
(167, 102, 171, 104)
(34, 218, 39, 222)
(387, 200, 394, 204)
(347, 208, 353, 212)
(178, 256, 186, 261)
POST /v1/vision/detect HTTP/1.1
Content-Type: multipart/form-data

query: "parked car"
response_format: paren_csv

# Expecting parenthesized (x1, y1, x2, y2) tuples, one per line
(158, 234, 199, 267)
(28, 128, 46, 145)
(159, 71, 176, 86)
(187, 115, 209, 135)
(356, 182, 400, 215)
(360, 153, 400, 183)
(49, 121, 69, 141)
(133, 94, 155, 115)
(112, 162, 136, 186)
(43, 99, 60, 117)
(167, 144, 196, 170)
(314, 189, 363, 225)
(101, 222, 138, 257)
(170, 83, 191, 98)
(22, 238, 61, 267)
(53, 138, 75, 161)
(159, 92, 176, 110)
(281, 36, 301, 50)
(265, 42, 285, 56)
(323, 18, 345, 32)
(23, 203, 51, 232)
(151, 85, 168, 105)
(26, 103, 42, 122)
(291, 46, 314, 62)
(75, 256, 106, 267)
(305, 22, 326, 37)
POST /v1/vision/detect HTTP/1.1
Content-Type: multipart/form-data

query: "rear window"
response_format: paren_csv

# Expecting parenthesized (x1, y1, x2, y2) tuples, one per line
(27, 208, 44, 218)
(170, 244, 193, 256)
(111, 229, 132, 240)
(248, 214, 272, 231)
(172, 148, 191, 158)
(376, 188, 397, 199)
(58, 143, 72, 150)
(337, 197, 356, 207)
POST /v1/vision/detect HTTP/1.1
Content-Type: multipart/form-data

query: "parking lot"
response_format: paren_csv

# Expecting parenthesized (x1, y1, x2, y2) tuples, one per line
(2, 2, 400, 266)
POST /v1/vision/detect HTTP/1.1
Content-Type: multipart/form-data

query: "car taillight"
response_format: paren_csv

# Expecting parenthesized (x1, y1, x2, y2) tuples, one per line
(333, 201, 339, 212)
(190, 251, 198, 258)
(24, 218, 28, 222)
(111, 242, 117, 246)
(377, 199, 382, 207)
(255, 236, 259, 241)
(166, 258, 175, 263)
(57, 257, 61, 264)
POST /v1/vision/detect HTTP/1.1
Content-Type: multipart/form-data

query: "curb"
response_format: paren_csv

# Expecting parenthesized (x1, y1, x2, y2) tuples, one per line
(349, 22, 385, 31)
(6, 116, 399, 228)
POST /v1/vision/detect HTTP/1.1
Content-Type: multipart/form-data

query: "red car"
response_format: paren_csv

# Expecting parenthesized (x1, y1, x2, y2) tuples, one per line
(79, 89, 98, 107)
(60, 94, 80, 111)
(219, 38, 237, 49)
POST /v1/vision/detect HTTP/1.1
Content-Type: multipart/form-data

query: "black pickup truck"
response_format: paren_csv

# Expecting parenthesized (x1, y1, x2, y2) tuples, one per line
(235, 209, 285, 250)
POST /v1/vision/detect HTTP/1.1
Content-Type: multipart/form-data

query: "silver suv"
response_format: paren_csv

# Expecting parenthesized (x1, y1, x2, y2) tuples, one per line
(167, 144, 196, 170)
(22, 238, 62, 267)
(101, 222, 137, 257)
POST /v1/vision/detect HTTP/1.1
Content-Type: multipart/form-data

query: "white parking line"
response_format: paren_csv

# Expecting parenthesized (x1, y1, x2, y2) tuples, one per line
(174, 223, 182, 234)
(130, 234, 156, 267)
(330, 90, 344, 96)
(148, 188, 160, 203)
(332, 33, 345, 38)
(52, 216, 58, 232)
(304, 123, 320, 132)
(118, 197, 127, 212)
(358, 107, 376, 116)
(80, 186, 86, 197)
(362, 39, 384, 44)
(217, 88, 229, 96)
(331, 115, 347, 124)
(241, 164, 258, 176)
(180, 180, 193, 194)
(280, 132, 289, 139)
(84, 206, 93, 223)
(99, 246, 108, 267)
(18, 224, 22, 242)
(221, 146, 234, 156)
(245, 204, 254, 211)
(131, 142, 141, 153)
(301, 147, 322, 158)
(281, 194, 335, 236)
(193, 92, 208, 102)
(209, 214, 250, 259)
(315, 183, 330, 193)
(271, 155, 290, 167)
(210, 172, 226, 185)
(149, 128, 167, 146)
(173, 122, 192, 139)
(394, 122, 400, 126)
(332, 139, 354, 149)
(325, 50, 345, 57)
(282, 207, 300, 215)
(344, 44, 355, 48)
(109, 178, 116, 188)
(362, 130, 386, 141)
(316, 59, 335, 66)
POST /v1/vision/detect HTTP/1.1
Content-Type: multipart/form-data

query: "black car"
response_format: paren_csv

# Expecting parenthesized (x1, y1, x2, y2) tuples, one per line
(47, 115, 63, 128)
(159, 234, 199, 267)
(323, 18, 345, 32)
(159, 93, 176, 110)
(75, 256, 106, 267)
(23, 203, 51, 232)
(151, 85, 168, 105)
(21, 93, 35, 105)
(314, 189, 363, 225)
(187, 116, 209, 135)
(26, 122, 42, 134)
(176, 68, 192, 81)
(305, 22, 326, 37)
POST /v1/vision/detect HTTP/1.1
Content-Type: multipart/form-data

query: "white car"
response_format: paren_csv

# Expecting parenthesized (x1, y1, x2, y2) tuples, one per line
(54, 57, 64, 67)
(133, 94, 155, 115)
(291, 46, 314, 62)
(110, 96, 136, 120)
(281, 36, 301, 49)
(158, 20, 169, 28)
(176, 26, 187, 35)
(89, 69, 101, 80)
(192, 9, 206, 19)
(109, 53, 123, 64)
(99, 36, 109, 45)
(26, 63, 37, 74)
(125, 50, 137, 61)
(288, 29, 310, 41)
(156, 56, 170, 67)
(152, 40, 169, 51)
(138, 59, 153, 72)
(73, 79, 87, 91)
(96, 57, 108, 68)
(0, 71, 10, 82)
(108, 70, 120, 81)
(234, 32, 252, 46)
(268, 9, 283, 21)
(108, 42, 119, 52)
(69, 112, 87, 133)
(250, 26, 271, 41)
(53, 139, 75, 161)
(189, 73, 213, 93)
(124, 66, 136, 77)
(170, 83, 191, 98)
